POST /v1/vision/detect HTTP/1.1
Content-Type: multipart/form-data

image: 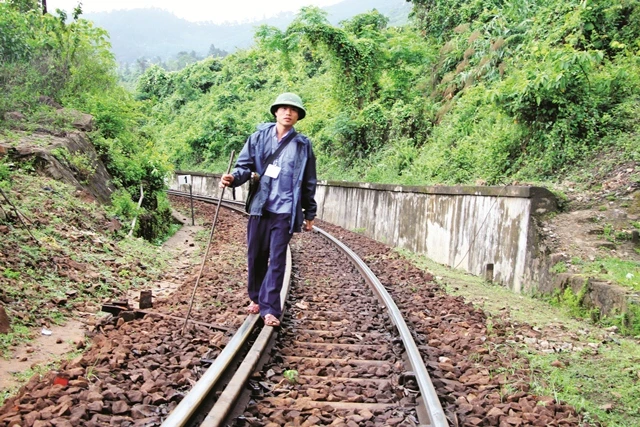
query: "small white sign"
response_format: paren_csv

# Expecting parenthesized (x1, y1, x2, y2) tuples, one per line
(177, 174, 192, 185)
(264, 164, 281, 179)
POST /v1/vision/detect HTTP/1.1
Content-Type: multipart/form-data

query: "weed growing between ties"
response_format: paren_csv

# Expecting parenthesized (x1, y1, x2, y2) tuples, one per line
(283, 369, 299, 384)
(396, 249, 640, 427)
(0, 172, 171, 359)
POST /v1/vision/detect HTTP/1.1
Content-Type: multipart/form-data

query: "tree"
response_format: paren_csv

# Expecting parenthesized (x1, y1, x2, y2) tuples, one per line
(136, 58, 150, 74)
(406, 0, 504, 41)
(208, 44, 228, 58)
(7, 0, 40, 13)
(257, 7, 387, 108)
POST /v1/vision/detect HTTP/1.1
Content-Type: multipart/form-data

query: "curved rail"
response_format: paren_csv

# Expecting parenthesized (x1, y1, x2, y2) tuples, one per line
(167, 189, 243, 210)
(165, 188, 448, 427)
(314, 226, 448, 427)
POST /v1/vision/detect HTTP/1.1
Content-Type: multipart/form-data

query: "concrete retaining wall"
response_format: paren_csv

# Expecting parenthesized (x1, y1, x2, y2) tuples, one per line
(170, 172, 557, 292)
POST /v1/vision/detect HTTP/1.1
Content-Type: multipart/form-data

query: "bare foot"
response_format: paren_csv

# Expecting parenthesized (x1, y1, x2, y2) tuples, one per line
(263, 314, 280, 327)
(246, 301, 260, 314)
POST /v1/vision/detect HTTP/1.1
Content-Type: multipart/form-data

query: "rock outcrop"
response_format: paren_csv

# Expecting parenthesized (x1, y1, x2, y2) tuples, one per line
(0, 131, 115, 204)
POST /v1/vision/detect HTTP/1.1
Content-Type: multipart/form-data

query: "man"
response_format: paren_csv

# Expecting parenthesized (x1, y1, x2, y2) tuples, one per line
(219, 92, 317, 327)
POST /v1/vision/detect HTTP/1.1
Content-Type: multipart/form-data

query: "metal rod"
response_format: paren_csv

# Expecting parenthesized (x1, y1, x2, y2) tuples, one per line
(189, 183, 194, 225)
(181, 150, 235, 335)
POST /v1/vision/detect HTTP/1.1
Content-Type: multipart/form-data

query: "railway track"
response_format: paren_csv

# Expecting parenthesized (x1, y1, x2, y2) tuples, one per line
(163, 190, 447, 426)
(0, 189, 587, 427)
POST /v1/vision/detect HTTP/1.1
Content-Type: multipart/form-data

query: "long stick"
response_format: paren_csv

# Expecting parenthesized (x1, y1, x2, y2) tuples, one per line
(0, 188, 39, 246)
(127, 184, 144, 238)
(182, 150, 235, 335)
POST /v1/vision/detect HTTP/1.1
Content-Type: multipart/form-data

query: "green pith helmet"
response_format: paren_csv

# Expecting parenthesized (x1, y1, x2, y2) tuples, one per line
(270, 92, 306, 120)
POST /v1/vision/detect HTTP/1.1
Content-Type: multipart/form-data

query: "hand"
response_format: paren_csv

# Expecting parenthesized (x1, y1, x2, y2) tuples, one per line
(304, 219, 314, 231)
(219, 174, 234, 188)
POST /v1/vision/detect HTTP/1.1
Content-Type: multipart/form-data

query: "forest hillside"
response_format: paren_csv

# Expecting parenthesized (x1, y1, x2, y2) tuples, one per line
(133, 0, 639, 190)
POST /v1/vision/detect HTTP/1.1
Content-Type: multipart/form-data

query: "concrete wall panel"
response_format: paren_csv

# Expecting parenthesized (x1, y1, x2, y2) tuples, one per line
(170, 173, 556, 292)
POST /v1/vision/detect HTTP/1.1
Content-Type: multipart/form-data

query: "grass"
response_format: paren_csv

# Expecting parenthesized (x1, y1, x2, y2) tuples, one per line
(527, 344, 640, 426)
(576, 257, 640, 292)
(0, 172, 172, 358)
(0, 325, 31, 359)
(397, 248, 640, 427)
(154, 222, 182, 246)
(0, 346, 86, 407)
(9, 361, 58, 383)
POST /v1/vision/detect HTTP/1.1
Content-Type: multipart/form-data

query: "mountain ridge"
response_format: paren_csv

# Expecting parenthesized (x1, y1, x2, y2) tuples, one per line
(84, 0, 412, 63)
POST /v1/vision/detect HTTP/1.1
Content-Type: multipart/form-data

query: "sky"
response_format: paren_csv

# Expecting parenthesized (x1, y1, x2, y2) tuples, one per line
(45, 0, 344, 24)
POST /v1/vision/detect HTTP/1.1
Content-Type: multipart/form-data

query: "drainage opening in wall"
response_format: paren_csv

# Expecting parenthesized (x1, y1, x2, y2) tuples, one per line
(485, 263, 494, 282)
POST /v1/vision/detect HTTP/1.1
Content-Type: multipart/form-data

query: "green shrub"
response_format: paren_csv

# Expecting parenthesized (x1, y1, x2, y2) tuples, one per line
(551, 262, 568, 274)
(108, 189, 140, 222)
(0, 159, 10, 187)
(0, 3, 115, 117)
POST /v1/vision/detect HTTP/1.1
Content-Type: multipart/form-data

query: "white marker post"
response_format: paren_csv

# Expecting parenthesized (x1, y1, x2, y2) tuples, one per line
(177, 174, 194, 225)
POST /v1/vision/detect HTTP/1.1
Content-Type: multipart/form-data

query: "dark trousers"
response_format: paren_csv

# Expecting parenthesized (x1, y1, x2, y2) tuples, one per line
(247, 211, 292, 317)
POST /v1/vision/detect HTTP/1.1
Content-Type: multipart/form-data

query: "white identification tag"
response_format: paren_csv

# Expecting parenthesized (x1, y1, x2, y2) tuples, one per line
(264, 164, 281, 179)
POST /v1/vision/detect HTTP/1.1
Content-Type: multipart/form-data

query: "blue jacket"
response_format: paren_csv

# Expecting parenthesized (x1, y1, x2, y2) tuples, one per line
(231, 123, 317, 234)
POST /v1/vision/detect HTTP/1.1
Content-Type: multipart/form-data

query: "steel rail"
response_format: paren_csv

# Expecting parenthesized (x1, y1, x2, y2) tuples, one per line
(201, 248, 291, 426)
(160, 193, 292, 427)
(313, 226, 449, 427)
(160, 314, 260, 427)
(167, 189, 242, 208)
